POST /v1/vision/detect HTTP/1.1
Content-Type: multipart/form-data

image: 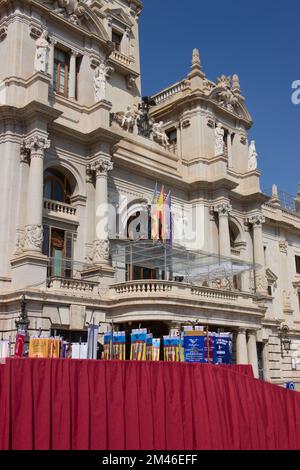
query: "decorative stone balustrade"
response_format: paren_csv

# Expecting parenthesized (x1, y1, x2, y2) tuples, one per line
(43, 199, 77, 217)
(111, 280, 255, 305)
(152, 80, 190, 105)
(111, 50, 135, 67)
(114, 280, 172, 295)
(49, 277, 98, 294)
(190, 286, 238, 302)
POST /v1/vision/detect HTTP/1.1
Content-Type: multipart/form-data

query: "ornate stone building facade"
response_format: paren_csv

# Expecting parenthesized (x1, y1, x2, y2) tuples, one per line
(0, 0, 299, 387)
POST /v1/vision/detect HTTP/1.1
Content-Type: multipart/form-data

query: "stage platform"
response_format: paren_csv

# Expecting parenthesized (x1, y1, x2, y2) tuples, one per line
(0, 359, 299, 450)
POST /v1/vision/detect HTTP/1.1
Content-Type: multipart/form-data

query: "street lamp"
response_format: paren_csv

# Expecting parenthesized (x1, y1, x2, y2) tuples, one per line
(279, 324, 291, 356)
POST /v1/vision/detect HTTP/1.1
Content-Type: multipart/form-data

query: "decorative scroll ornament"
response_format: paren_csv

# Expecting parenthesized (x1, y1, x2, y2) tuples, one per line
(24, 225, 43, 251)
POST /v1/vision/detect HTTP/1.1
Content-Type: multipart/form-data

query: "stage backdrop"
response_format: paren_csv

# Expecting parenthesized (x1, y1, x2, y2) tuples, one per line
(0, 359, 299, 450)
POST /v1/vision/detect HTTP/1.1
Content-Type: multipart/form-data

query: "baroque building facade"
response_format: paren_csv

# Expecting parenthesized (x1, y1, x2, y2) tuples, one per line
(0, 0, 300, 387)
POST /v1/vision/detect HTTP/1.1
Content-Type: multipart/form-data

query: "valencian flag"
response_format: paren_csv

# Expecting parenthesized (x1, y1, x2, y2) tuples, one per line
(151, 184, 172, 243)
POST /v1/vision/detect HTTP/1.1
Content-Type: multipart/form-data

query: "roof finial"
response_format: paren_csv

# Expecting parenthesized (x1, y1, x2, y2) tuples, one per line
(232, 74, 241, 94)
(271, 184, 280, 207)
(192, 48, 201, 70)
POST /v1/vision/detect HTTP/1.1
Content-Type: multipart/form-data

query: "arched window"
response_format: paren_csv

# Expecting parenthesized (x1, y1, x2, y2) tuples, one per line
(229, 221, 240, 249)
(44, 169, 72, 203)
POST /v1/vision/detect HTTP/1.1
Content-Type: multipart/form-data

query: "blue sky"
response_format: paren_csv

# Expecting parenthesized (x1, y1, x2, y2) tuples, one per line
(139, 0, 300, 194)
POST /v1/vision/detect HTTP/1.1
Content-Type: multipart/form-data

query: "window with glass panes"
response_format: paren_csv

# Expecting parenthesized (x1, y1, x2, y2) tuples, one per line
(296, 255, 300, 274)
(53, 48, 70, 97)
(43, 225, 74, 278)
(112, 30, 123, 52)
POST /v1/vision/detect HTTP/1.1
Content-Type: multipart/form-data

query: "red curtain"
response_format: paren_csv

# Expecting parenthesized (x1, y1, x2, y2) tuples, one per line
(0, 359, 299, 450)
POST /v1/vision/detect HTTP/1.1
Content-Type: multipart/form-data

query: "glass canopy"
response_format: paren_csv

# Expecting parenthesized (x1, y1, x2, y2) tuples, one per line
(110, 239, 257, 284)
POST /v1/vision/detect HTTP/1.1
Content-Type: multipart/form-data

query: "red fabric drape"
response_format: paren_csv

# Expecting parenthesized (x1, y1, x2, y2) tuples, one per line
(0, 359, 299, 450)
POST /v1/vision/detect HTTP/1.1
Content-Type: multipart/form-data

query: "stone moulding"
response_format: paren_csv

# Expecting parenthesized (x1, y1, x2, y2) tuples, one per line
(0, 24, 7, 42)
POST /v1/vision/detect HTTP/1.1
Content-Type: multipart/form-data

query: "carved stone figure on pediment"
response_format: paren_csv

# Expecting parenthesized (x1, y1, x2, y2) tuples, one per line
(121, 105, 137, 131)
(215, 75, 240, 111)
(152, 121, 169, 148)
(43, 0, 87, 25)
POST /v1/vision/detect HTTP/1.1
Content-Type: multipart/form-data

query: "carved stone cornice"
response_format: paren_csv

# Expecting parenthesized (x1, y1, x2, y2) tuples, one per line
(214, 202, 232, 216)
(24, 134, 51, 158)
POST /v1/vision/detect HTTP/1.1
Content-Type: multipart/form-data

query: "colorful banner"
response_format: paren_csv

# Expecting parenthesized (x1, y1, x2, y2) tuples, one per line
(146, 334, 153, 361)
(213, 333, 233, 365)
(71, 342, 88, 359)
(152, 338, 161, 361)
(14, 331, 26, 357)
(113, 332, 126, 361)
(104, 332, 112, 360)
(49, 338, 60, 359)
(163, 336, 180, 362)
(87, 324, 99, 360)
(130, 329, 147, 361)
(183, 331, 206, 363)
(29, 337, 50, 358)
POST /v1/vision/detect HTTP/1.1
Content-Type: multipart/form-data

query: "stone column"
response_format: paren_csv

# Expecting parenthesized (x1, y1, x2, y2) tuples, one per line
(48, 38, 57, 80)
(87, 158, 113, 265)
(247, 330, 259, 378)
(214, 202, 232, 257)
(227, 132, 233, 168)
(69, 50, 78, 99)
(23, 134, 50, 252)
(279, 240, 293, 314)
(248, 214, 267, 294)
(236, 329, 248, 365)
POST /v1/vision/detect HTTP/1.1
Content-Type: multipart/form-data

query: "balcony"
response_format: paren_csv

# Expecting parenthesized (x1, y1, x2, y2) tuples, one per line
(48, 277, 98, 295)
(152, 79, 191, 105)
(110, 50, 135, 67)
(43, 198, 77, 220)
(110, 280, 256, 307)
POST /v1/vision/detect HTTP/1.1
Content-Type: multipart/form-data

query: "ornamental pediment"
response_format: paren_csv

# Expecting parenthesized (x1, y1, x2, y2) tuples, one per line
(104, 7, 134, 28)
(36, 0, 109, 41)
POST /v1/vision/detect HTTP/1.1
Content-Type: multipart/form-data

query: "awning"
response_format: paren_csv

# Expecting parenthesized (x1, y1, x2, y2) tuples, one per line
(110, 239, 257, 283)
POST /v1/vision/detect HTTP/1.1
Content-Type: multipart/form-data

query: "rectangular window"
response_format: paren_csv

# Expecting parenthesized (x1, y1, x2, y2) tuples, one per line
(43, 225, 74, 278)
(295, 255, 300, 274)
(53, 48, 70, 97)
(112, 30, 123, 52)
(267, 285, 272, 296)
